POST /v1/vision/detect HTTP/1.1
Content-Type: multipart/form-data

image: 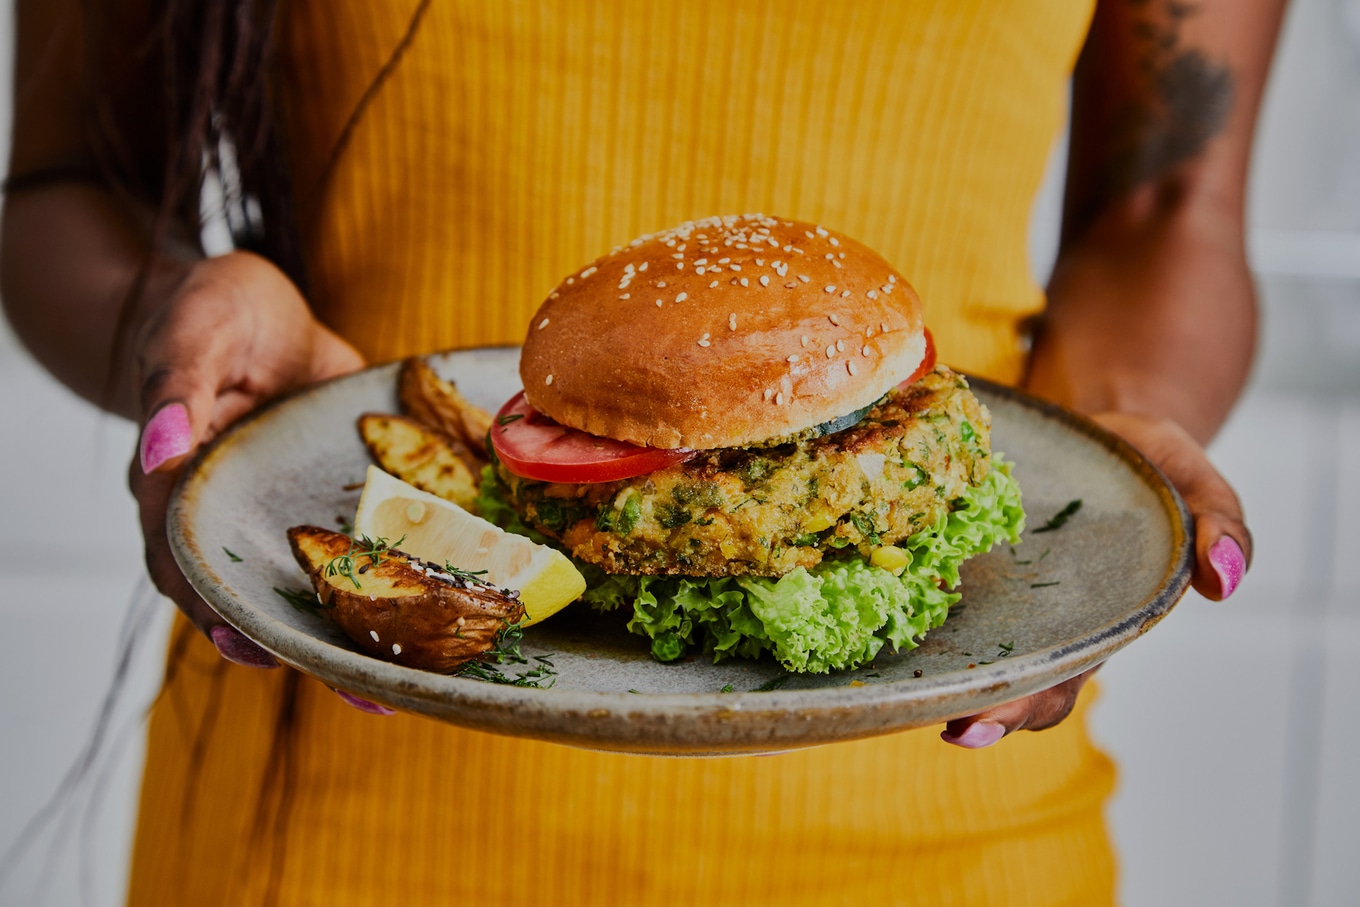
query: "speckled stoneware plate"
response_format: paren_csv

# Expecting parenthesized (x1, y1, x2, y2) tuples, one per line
(168, 347, 1192, 756)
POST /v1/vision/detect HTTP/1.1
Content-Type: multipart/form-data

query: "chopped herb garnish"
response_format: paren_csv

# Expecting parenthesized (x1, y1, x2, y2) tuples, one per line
(496, 412, 525, 426)
(999, 641, 1015, 654)
(719, 683, 734, 693)
(1031, 581, 1061, 588)
(1033, 499, 1082, 533)
(223, 547, 243, 563)
(753, 675, 790, 692)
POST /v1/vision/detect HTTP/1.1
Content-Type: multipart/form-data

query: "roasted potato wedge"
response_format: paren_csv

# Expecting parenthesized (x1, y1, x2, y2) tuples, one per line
(357, 413, 479, 511)
(288, 525, 525, 672)
(398, 358, 493, 468)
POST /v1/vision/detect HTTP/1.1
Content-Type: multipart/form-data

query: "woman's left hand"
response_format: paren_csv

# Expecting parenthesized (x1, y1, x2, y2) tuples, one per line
(940, 410, 1251, 749)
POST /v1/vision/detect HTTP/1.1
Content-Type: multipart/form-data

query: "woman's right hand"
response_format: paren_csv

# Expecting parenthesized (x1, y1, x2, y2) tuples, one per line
(126, 251, 365, 671)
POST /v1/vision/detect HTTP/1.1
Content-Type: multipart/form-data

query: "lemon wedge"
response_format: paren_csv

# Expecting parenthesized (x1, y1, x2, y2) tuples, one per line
(352, 465, 585, 626)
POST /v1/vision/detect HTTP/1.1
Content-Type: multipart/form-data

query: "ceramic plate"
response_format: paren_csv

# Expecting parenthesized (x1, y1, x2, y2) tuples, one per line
(168, 348, 1192, 755)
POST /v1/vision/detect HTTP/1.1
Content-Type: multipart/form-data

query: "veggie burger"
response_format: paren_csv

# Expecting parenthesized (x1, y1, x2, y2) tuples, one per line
(481, 214, 1024, 673)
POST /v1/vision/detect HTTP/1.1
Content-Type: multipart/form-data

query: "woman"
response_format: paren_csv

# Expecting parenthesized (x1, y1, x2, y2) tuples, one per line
(3, 1, 1279, 903)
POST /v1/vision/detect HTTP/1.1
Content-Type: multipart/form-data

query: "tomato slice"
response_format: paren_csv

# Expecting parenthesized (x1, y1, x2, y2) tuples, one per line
(491, 392, 697, 483)
(897, 328, 937, 389)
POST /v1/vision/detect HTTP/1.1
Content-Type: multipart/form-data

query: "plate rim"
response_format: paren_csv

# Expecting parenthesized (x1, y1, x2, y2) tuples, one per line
(167, 349, 1194, 754)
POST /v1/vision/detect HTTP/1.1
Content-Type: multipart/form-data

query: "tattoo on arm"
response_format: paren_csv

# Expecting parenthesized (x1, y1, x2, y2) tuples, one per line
(1106, 0, 1235, 195)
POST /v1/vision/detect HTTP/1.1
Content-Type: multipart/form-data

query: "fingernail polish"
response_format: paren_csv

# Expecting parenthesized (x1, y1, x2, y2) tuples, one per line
(210, 625, 279, 669)
(335, 689, 396, 716)
(140, 403, 192, 473)
(941, 720, 1006, 749)
(1208, 536, 1245, 599)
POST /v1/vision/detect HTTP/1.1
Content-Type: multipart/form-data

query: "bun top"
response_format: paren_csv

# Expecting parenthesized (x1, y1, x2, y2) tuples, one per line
(519, 214, 926, 450)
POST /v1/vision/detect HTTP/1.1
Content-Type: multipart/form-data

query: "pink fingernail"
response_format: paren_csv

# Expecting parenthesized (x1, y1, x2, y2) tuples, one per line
(941, 720, 1005, 749)
(140, 403, 192, 473)
(210, 625, 279, 669)
(335, 689, 396, 716)
(1208, 536, 1246, 599)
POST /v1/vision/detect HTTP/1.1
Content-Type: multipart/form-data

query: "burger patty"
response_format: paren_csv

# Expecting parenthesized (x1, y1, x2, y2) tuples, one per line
(493, 367, 993, 577)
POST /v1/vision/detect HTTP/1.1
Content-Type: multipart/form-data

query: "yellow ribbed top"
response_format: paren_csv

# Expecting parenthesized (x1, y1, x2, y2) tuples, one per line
(129, 2, 1117, 905)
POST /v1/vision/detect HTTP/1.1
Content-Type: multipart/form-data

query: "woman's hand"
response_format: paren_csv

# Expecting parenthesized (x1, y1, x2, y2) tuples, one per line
(126, 251, 366, 669)
(940, 412, 1251, 748)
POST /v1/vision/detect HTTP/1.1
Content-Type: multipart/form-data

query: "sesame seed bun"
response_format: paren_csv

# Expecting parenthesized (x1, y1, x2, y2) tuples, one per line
(519, 214, 926, 450)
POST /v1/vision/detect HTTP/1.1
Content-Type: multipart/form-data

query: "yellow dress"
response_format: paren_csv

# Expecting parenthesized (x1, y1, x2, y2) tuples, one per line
(129, 2, 1117, 904)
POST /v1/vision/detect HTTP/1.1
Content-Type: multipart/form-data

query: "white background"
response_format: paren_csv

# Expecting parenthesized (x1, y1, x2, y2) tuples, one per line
(2, 1, 1359, 904)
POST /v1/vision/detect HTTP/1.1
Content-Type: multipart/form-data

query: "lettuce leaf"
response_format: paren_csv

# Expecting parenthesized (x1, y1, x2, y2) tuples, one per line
(480, 457, 1025, 673)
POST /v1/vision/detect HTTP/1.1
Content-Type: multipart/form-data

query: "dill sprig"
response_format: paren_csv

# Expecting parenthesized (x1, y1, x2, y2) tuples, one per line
(324, 534, 407, 590)
(275, 586, 331, 619)
(456, 619, 557, 688)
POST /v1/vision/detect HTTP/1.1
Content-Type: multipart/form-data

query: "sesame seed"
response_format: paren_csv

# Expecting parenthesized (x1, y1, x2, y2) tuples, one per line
(696, 266, 706, 275)
(881, 284, 893, 293)
(784, 282, 797, 288)
(760, 275, 770, 286)
(826, 345, 836, 359)
(710, 280, 719, 288)
(756, 259, 765, 266)
(740, 277, 749, 287)
(829, 236, 840, 246)
(676, 292, 687, 302)
(826, 253, 835, 260)
(677, 262, 684, 269)
(581, 267, 597, 278)
(538, 318, 550, 329)
(866, 327, 874, 337)
(763, 388, 774, 401)
(566, 277, 575, 285)
(888, 274, 897, 283)
(550, 292, 560, 299)
(696, 259, 708, 265)
(825, 285, 836, 294)
(639, 262, 649, 272)
(837, 339, 846, 352)
(730, 264, 742, 271)
(775, 392, 785, 405)
(620, 294, 630, 299)
(456, 616, 465, 627)
(787, 354, 799, 363)
(839, 252, 846, 259)
(797, 275, 809, 284)
(697, 338, 710, 348)
(881, 322, 889, 332)
(816, 226, 829, 237)
(867, 290, 878, 300)
(783, 244, 793, 252)
(828, 313, 840, 325)
(801, 335, 809, 347)
(841, 290, 851, 298)
(672, 253, 684, 259)
(545, 374, 554, 385)
(657, 281, 666, 287)
(718, 258, 731, 264)
(370, 630, 380, 642)
(862, 346, 872, 356)
(847, 361, 858, 376)
(392, 643, 403, 655)
(805, 231, 815, 239)
(656, 300, 663, 307)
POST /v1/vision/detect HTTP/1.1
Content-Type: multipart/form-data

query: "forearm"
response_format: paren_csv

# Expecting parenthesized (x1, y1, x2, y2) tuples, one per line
(1, 182, 197, 419)
(1026, 0, 1286, 445)
(1027, 192, 1255, 445)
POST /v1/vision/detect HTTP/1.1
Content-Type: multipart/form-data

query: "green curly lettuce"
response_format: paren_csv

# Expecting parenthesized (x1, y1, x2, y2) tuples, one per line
(480, 457, 1024, 673)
